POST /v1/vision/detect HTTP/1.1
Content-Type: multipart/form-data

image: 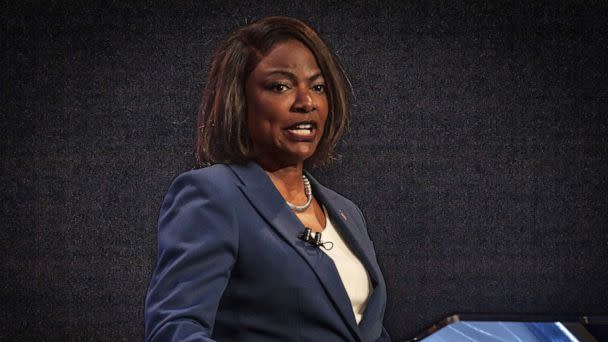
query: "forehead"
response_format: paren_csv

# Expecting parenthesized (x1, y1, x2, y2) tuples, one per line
(254, 40, 322, 75)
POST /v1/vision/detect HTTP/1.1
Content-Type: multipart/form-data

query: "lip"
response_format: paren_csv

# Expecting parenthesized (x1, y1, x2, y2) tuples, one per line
(283, 120, 318, 142)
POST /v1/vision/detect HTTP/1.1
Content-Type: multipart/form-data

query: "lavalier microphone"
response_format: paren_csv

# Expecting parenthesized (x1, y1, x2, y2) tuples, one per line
(298, 227, 333, 250)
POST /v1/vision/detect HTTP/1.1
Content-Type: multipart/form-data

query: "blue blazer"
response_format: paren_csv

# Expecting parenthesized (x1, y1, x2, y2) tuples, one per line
(145, 162, 390, 341)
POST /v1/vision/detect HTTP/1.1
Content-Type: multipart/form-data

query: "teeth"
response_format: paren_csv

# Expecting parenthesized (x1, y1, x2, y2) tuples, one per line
(294, 123, 313, 129)
(289, 129, 312, 135)
(286, 123, 314, 136)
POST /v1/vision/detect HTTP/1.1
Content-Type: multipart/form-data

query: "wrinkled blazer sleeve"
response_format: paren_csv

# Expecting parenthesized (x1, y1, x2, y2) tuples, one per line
(144, 171, 238, 342)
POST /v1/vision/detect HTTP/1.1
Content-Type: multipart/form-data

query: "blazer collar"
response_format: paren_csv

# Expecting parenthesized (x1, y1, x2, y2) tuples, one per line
(305, 170, 385, 335)
(228, 162, 364, 341)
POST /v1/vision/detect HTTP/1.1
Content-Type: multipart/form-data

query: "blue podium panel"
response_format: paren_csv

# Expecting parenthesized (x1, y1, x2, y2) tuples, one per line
(407, 315, 607, 342)
(423, 321, 585, 342)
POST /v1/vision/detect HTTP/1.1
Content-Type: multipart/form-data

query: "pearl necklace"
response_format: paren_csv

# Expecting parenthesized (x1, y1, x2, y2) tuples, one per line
(286, 175, 312, 212)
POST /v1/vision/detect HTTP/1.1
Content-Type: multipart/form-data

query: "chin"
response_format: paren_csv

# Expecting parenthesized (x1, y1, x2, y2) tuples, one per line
(280, 142, 314, 156)
(275, 151, 315, 166)
(293, 148, 317, 160)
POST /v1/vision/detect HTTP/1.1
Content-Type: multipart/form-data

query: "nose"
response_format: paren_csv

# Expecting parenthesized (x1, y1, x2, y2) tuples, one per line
(292, 88, 315, 114)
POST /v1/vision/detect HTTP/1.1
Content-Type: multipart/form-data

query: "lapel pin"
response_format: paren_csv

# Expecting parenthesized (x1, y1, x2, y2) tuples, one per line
(340, 211, 347, 221)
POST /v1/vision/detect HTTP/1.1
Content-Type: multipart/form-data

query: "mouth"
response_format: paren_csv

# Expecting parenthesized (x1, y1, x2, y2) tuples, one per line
(284, 121, 318, 141)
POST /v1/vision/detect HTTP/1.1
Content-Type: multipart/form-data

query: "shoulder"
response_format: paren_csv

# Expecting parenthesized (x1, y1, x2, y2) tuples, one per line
(172, 164, 237, 185)
(165, 164, 242, 202)
(157, 164, 243, 240)
(172, 164, 240, 188)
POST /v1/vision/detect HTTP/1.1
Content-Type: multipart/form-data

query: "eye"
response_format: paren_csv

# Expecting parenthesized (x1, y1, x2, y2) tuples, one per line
(267, 83, 290, 93)
(312, 84, 326, 93)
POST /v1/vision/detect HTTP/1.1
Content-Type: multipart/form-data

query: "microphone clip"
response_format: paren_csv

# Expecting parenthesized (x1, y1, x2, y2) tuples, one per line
(298, 228, 333, 250)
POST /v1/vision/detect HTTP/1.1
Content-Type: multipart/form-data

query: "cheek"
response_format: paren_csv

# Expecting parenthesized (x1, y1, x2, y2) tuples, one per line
(248, 113, 269, 141)
(318, 99, 330, 132)
(248, 96, 270, 127)
(250, 95, 285, 121)
(247, 102, 280, 145)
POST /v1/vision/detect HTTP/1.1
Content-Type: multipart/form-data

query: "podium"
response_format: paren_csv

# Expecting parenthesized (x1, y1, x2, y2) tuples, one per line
(405, 314, 608, 342)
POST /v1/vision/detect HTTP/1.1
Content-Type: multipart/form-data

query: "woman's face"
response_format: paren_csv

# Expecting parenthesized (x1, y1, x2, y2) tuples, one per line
(246, 39, 329, 168)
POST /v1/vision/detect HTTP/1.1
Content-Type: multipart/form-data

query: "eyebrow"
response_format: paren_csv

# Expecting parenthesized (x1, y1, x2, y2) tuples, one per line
(264, 70, 324, 82)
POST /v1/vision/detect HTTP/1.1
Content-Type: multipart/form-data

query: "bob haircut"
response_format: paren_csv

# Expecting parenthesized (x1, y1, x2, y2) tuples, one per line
(195, 16, 349, 168)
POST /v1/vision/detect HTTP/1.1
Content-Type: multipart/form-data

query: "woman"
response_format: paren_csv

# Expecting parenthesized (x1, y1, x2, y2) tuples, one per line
(145, 16, 390, 342)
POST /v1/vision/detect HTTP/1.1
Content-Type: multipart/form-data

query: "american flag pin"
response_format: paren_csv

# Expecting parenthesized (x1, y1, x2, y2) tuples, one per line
(340, 211, 347, 221)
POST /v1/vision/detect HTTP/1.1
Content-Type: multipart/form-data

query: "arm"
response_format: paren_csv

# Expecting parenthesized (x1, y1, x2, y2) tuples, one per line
(144, 171, 238, 342)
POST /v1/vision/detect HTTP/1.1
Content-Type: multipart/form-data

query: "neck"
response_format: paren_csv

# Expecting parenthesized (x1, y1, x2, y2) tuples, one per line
(257, 159, 307, 204)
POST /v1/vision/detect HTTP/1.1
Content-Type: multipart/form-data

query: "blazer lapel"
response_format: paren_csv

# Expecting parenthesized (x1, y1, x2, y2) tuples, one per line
(307, 173, 381, 288)
(228, 162, 362, 341)
(306, 172, 385, 334)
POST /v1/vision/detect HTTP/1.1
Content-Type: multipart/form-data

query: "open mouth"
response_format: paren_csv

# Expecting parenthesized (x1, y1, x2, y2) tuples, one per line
(284, 121, 317, 140)
(287, 122, 315, 134)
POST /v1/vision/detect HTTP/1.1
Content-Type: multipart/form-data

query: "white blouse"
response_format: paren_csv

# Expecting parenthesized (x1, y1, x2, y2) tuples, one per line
(320, 207, 372, 324)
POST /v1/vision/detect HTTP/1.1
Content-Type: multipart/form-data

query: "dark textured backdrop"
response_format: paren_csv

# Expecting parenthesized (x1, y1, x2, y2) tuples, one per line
(2, 1, 607, 341)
